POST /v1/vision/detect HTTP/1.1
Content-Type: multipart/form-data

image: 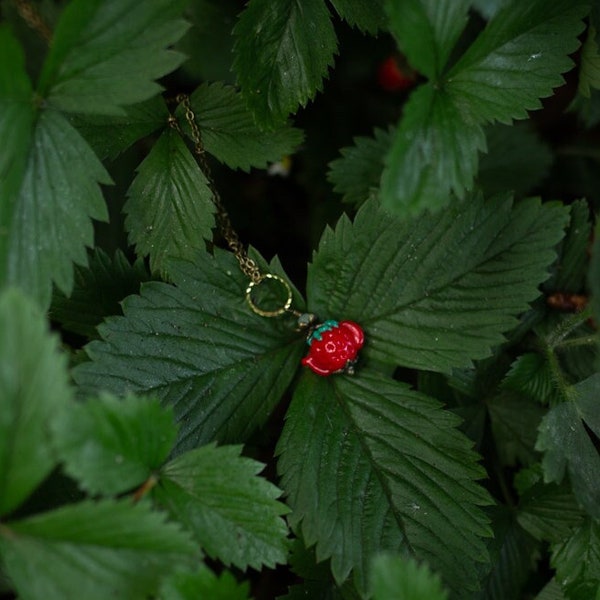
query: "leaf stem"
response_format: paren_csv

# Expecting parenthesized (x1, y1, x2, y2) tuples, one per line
(553, 334, 599, 350)
(545, 308, 592, 349)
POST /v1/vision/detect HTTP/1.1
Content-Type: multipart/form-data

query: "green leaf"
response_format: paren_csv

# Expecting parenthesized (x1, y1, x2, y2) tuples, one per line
(179, 82, 304, 172)
(487, 391, 545, 466)
(517, 478, 584, 544)
(475, 507, 538, 600)
(552, 519, 600, 600)
(579, 26, 600, 98)
(447, 0, 589, 124)
(124, 128, 215, 275)
(53, 394, 177, 496)
(38, 0, 189, 115)
(535, 578, 566, 600)
(0, 288, 72, 516)
(379, 85, 486, 215)
(233, 0, 338, 126)
(159, 564, 251, 600)
(327, 126, 394, 207)
(536, 374, 600, 518)
(307, 195, 568, 373)
(154, 443, 289, 570)
(0, 499, 196, 600)
(549, 200, 592, 294)
(0, 108, 110, 309)
(471, 0, 512, 20)
(73, 249, 305, 454)
(277, 370, 492, 595)
(592, 220, 600, 328)
(371, 554, 449, 600)
(329, 0, 387, 35)
(385, 0, 470, 80)
(70, 96, 169, 161)
(50, 249, 150, 339)
(478, 123, 553, 197)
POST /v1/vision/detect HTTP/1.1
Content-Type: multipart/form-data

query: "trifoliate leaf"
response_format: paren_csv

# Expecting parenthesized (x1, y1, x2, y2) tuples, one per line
(329, 0, 387, 35)
(487, 391, 545, 466)
(50, 249, 150, 339)
(70, 96, 169, 161)
(447, 0, 588, 124)
(177, 82, 304, 172)
(0, 499, 196, 600)
(154, 443, 289, 570)
(475, 507, 538, 600)
(307, 194, 568, 373)
(579, 26, 600, 98)
(0, 289, 72, 516)
(536, 374, 600, 518)
(501, 353, 561, 405)
(478, 123, 553, 197)
(124, 128, 215, 275)
(385, 0, 470, 80)
(53, 394, 177, 496)
(277, 370, 492, 595)
(0, 108, 110, 309)
(73, 248, 305, 455)
(552, 519, 600, 600)
(159, 564, 251, 600)
(517, 478, 584, 544)
(371, 554, 449, 600)
(327, 127, 394, 207)
(233, 0, 338, 126)
(38, 0, 189, 115)
(379, 85, 486, 215)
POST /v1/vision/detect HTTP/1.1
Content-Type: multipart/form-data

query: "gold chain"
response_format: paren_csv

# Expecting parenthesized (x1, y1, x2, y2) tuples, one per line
(13, 0, 52, 43)
(172, 94, 263, 285)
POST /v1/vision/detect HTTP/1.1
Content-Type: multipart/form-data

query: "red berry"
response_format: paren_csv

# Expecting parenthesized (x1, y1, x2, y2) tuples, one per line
(377, 56, 416, 92)
(302, 320, 364, 376)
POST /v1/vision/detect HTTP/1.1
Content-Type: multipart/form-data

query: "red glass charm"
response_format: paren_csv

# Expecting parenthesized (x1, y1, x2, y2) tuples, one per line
(301, 320, 364, 376)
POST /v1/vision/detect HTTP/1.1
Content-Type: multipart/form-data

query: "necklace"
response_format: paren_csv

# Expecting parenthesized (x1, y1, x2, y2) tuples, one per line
(170, 95, 365, 376)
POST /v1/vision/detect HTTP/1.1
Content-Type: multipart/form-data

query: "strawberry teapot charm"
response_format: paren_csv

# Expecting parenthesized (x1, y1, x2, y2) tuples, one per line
(300, 318, 365, 376)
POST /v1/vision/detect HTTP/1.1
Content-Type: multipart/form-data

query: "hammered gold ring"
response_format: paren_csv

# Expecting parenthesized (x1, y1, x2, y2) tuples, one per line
(245, 274, 293, 317)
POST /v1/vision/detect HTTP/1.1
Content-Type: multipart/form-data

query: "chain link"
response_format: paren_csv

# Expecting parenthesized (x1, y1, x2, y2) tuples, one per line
(172, 94, 263, 284)
(13, 0, 52, 43)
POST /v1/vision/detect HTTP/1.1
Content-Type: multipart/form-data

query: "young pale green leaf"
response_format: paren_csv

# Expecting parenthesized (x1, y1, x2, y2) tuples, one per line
(327, 127, 394, 207)
(0, 289, 72, 517)
(478, 123, 553, 197)
(70, 96, 169, 161)
(307, 194, 568, 373)
(501, 353, 561, 405)
(0, 499, 196, 600)
(177, 82, 304, 172)
(233, 0, 337, 126)
(447, 0, 589, 124)
(551, 519, 600, 600)
(385, 0, 470, 80)
(38, 0, 188, 115)
(536, 374, 600, 518)
(475, 507, 538, 600)
(50, 249, 150, 339)
(379, 85, 486, 215)
(548, 200, 592, 294)
(517, 478, 584, 544)
(73, 248, 305, 455)
(53, 394, 177, 496)
(487, 391, 545, 466)
(277, 370, 492, 596)
(328, 0, 387, 35)
(578, 27, 600, 98)
(371, 554, 449, 600)
(0, 108, 110, 309)
(125, 128, 215, 275)
(159, 564, 251, 600)
(154, 443, 289, 571)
